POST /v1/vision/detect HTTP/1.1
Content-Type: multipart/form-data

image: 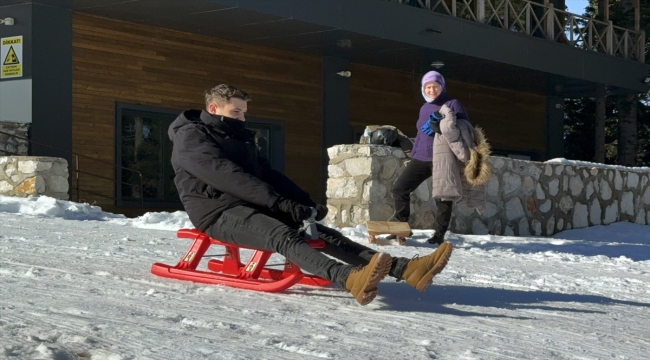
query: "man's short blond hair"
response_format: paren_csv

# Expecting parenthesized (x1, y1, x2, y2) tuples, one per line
(204, 84, 252, 109)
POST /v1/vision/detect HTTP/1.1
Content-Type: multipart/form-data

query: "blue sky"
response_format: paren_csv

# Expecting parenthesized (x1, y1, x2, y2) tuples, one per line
(565, 0, 589, 15)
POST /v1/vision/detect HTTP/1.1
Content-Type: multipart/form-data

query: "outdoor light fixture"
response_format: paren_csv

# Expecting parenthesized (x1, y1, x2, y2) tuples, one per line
(644, 77, 650, 84)
(430, 61, 444, 69)
(0, 17, 15, 26)
(337, 71, 351, 78)
(337, 39, 352, 48)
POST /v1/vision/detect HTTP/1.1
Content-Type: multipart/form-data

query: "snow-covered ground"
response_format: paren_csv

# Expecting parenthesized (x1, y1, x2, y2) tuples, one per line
(1, 195, 649, 360)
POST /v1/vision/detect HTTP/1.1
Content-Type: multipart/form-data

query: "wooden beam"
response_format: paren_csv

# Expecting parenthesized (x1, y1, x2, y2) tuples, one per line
(635, 0, 640, 32)
(594, 84, 607, 163)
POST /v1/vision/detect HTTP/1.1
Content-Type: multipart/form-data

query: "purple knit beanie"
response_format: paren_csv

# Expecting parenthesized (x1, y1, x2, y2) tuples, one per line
(421, 71, 446, 102)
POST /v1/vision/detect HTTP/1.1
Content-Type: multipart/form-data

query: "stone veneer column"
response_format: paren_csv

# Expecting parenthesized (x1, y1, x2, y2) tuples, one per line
(0, 156, 69, 200)
(325, 144, 409, 227)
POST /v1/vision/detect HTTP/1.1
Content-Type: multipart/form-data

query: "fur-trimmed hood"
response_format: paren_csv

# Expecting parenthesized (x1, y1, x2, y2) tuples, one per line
(464, 126, 492, 186)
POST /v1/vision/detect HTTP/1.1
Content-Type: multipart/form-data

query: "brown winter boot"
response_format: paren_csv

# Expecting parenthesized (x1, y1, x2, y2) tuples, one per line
(401, 242, 453, 292)
(344, 252, 392, 305)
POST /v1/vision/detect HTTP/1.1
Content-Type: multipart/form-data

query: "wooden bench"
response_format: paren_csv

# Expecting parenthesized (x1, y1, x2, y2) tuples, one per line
(366, 221, 411, 246)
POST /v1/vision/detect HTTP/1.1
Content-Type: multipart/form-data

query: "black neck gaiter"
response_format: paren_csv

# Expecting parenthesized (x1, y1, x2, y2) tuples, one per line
(220, 116, 246, 136)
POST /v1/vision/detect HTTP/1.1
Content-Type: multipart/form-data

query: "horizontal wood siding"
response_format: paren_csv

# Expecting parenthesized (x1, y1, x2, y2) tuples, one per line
(447, 82, 547, 157)
(350, 64, 423, 139)
(350, 64, 546, 157)
(72, 14, 322, 213)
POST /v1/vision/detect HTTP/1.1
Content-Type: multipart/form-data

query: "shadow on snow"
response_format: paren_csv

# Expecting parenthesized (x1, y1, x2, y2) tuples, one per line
(374, 282, 650, 316)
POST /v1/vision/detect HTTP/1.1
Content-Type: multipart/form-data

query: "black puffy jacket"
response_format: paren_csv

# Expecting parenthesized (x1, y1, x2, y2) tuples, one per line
(168, 109, 315, 231)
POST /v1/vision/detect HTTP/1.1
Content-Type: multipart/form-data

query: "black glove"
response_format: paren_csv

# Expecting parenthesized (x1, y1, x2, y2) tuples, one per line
(315, 204, 328, 221)
(274, 198, 314, 223)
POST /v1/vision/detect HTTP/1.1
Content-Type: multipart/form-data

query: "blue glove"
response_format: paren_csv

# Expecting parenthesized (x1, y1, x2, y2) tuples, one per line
(421, 121, 435, 136)
(421, 112, 443, 136)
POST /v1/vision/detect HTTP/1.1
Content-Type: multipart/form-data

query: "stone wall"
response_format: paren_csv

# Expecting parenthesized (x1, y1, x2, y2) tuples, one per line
(325, 144, 650, 236)
(0, 157, 69, 200)
(0, 121, 29, 155)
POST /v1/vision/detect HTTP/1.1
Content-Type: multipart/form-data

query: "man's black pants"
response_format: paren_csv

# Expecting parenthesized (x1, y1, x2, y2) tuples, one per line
(206, 206, 410, 287)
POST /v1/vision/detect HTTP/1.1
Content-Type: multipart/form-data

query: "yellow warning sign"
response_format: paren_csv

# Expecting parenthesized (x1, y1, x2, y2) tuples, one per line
(1, 36, 23, 79)
(3, 46, 19, 65)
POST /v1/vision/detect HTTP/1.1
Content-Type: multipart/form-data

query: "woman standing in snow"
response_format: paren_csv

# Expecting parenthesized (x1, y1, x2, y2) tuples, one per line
(390, 71, 485, 244)
(429, 83, 492, 243)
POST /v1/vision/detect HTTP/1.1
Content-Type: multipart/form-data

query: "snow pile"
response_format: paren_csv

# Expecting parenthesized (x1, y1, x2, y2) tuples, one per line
(128, 210, 193, 231)
(545, 157, 650, 172)
(0, 195, 125, 221)
(0, 195, 191, 231)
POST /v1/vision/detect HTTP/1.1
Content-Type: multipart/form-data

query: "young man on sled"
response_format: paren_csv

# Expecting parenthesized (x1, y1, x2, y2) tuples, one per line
(168, 84, 453, 305)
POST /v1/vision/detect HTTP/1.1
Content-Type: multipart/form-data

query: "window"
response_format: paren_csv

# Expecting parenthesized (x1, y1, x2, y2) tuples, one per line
(115, 103, 285, 208)
(116, 103, 179, 208)
(246, 117, 285, 173)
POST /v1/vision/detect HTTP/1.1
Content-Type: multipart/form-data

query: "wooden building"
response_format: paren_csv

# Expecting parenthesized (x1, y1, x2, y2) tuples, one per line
(0, 0, 646, 216)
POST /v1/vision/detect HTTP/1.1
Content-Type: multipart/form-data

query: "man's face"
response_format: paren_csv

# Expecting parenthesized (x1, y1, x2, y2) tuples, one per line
(208, 98, 248, 121)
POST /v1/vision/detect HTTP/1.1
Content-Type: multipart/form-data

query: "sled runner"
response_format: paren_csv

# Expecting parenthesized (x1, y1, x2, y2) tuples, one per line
(366, 221, 411, 246)
(151, 229, 332, 292)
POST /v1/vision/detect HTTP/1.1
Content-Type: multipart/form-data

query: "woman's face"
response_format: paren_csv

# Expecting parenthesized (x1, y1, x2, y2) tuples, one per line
(424, 81, 443, 100)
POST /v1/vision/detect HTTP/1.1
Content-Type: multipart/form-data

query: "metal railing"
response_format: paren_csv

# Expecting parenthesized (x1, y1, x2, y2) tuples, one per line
(0, 130, 144, 212)
(389, 0, 645, 62)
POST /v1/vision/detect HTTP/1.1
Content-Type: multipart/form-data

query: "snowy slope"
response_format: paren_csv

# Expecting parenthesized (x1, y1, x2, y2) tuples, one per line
(1, 195, 649, 360)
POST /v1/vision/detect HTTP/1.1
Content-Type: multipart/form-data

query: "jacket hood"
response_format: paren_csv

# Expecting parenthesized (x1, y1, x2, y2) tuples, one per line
(168, 109, 244, 142)
(169, 109, 203, 142)
(464, 126, 492, 186)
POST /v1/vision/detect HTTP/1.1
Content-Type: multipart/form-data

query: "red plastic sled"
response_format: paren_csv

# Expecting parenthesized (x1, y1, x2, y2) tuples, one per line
(151, 229, 332, 292)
